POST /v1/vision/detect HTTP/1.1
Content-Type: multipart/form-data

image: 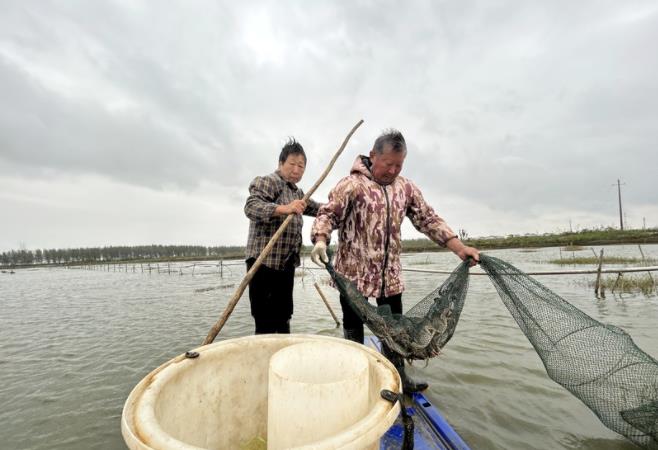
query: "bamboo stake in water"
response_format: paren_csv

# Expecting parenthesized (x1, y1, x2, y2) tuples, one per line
(314, 282, 340, 327)
(638, 244, 655, 286)
(594, 249, 604, 297)
(202, 120, 364, 345)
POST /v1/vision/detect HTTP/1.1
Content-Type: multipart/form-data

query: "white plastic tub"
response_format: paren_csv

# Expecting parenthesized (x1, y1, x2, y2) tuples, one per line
(121, 334, 401, 450)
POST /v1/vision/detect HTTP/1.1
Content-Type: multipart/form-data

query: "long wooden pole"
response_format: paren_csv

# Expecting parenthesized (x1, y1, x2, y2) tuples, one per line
(314, 282, 341, 326)
(397, 265, 658, 276)
(202, 119, 364, 345)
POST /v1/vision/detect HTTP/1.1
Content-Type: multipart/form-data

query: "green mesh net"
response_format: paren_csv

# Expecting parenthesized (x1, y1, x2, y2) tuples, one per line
(325, 254, 658, 448)
(325, 257, 469, 360)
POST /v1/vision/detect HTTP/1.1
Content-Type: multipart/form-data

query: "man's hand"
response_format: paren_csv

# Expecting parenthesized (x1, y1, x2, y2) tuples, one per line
(311, 241, 328, 267)
(456, 245, 480, 267)
(446, 237, 480, 267)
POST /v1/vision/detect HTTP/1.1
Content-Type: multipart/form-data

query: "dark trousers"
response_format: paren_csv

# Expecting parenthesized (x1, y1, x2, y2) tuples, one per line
(340, 292, 402, 332)
(246, 258, 295, 334)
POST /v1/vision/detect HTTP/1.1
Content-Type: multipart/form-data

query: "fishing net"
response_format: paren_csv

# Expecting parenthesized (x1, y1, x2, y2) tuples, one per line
(324, 257, 469, 360)
(325, 254, 658, 449)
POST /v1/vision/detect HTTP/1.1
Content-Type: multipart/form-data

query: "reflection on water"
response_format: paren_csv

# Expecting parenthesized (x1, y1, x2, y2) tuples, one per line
(1, 245, 657, 449)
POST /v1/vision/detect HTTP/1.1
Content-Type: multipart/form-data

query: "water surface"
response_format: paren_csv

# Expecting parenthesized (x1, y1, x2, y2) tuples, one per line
(1, 244, 657, 449)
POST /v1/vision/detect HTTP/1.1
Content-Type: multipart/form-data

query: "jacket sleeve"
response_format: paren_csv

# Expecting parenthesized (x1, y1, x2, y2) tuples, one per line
(304, 197, 323, 217)
(311, 177, 354, 243)
(244, 176, 279, 222)
(405, 180, 456, 247)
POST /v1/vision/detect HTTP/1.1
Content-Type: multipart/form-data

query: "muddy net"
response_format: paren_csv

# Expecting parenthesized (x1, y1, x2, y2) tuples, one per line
(325, 256, 469, 360)
(325, 254, 658, 448)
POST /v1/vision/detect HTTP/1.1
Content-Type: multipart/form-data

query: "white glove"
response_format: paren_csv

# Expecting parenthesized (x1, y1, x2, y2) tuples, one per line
(311, 241, 328, 267)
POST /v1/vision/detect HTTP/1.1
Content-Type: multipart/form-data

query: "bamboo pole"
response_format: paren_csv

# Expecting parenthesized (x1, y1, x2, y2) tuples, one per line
(390, 265, 658, 276)
(638, 244, 655, 286)
(620, 273, 625, 292)
(594, 249, 604, 297)
(202, 119, 364, 345)
(314, 282, 341, 326)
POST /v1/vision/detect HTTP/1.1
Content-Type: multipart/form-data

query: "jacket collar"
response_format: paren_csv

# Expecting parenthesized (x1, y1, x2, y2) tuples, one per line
(350, 155, 374, 180)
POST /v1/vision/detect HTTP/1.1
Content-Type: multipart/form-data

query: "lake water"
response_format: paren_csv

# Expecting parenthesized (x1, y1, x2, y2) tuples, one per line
(1, 244, 657, 449)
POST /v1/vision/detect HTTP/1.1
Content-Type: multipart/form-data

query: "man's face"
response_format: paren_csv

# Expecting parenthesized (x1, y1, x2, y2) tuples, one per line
(278, 153, 306, 184)
(369, 145, 406, 185)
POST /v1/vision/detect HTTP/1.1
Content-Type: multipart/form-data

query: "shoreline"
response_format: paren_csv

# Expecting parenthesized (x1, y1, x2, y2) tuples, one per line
(3, 229, 658, 270)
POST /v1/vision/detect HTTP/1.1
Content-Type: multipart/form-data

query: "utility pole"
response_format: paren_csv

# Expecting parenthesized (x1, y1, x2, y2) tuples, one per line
(614, 179, 625, 230)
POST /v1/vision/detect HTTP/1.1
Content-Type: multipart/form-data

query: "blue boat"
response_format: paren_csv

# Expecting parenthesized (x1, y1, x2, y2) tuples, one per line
(365, 336, 471, 450)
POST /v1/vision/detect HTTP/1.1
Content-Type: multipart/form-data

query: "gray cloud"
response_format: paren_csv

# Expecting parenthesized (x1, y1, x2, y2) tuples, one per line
(1, 0, 657, 250)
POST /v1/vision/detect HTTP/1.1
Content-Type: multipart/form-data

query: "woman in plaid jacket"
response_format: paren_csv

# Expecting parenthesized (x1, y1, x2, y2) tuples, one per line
(244, 138, 322, 334)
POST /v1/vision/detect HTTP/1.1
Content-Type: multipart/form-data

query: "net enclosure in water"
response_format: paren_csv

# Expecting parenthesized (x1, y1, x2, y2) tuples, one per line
(325, 254, 658, 448)
(325, 256, 470, 360)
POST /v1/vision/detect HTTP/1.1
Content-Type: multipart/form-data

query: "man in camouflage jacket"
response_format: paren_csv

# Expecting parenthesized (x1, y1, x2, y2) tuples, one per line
(310, 129, 479, 392)
(244, 138, 321, 334)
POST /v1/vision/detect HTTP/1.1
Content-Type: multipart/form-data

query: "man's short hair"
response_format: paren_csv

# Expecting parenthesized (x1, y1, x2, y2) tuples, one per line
(373, 129, 407, 155)
(279, 137, 307, 164)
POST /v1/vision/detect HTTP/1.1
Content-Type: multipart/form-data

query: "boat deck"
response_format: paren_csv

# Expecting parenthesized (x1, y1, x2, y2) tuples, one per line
(380, 391, 470, 450)
(365, 336, 471, 450)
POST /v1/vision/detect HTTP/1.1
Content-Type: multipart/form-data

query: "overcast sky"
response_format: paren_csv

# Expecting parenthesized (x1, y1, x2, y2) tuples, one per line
(1, 0, 657, 252)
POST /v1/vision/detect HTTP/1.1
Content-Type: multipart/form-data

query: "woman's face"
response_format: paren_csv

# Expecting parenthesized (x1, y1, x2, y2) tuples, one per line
(278, 153, 306, 184)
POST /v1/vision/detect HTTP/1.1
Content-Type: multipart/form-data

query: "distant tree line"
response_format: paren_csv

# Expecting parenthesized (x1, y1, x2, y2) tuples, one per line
(3, 228, 657, 268)
(0, 245, 245, 267)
